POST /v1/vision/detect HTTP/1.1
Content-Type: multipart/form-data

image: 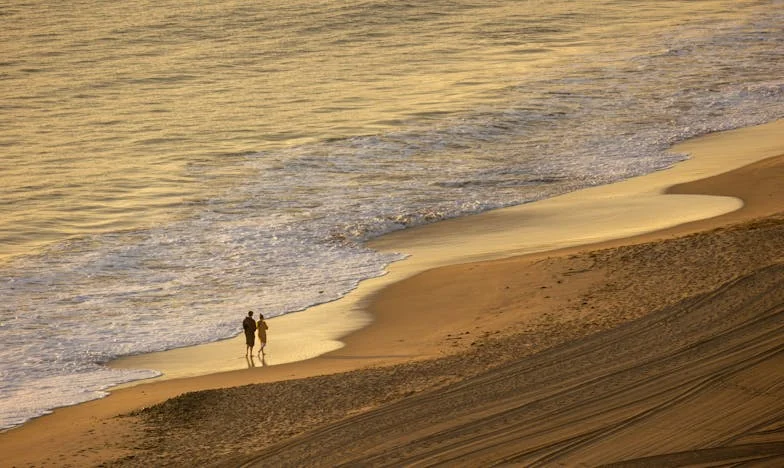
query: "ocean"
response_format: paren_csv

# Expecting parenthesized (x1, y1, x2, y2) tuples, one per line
(1, 0, 782, 431)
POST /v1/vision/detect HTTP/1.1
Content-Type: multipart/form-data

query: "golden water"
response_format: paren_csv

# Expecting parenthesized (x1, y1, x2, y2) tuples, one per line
(0, 0, 757, 261)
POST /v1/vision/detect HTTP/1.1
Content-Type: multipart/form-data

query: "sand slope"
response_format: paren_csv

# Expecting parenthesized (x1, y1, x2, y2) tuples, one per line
(241, 253, 784, 466)
(123, 211, 784, 468)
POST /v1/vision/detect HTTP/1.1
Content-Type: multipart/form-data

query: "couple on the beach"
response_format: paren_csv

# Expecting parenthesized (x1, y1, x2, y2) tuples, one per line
(243, 310, 268, 357)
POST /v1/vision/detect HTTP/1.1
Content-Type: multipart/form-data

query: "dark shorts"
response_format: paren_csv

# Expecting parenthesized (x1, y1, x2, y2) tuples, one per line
(245, 332, 255, 347)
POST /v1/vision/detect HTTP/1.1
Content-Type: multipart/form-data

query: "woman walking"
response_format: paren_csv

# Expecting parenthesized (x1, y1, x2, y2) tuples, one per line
(257, 314, 269, 355)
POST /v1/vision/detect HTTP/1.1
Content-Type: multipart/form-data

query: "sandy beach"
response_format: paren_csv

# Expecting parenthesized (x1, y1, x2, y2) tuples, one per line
(1, 120, 783, 467)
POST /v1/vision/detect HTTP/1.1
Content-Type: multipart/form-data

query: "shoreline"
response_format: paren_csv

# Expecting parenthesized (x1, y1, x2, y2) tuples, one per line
(109, 119, 783, 383)
(1, 120, 782, 466)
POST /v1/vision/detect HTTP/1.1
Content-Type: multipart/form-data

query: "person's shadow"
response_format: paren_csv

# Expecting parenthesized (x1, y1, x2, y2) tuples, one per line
(246, 354, 268, 368)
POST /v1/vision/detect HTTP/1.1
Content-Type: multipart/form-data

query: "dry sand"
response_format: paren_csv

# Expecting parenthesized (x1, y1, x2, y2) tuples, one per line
(1, 120, 782, 467)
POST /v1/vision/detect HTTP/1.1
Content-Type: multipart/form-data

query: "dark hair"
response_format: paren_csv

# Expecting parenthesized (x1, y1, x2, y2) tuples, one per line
(248, 311, 253, 316)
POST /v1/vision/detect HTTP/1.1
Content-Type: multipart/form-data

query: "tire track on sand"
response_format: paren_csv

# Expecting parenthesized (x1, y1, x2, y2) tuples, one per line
(238, 263, 784, 467)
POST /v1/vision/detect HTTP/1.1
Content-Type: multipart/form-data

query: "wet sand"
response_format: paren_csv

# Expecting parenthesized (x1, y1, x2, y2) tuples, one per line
(0, 120, 782, 466)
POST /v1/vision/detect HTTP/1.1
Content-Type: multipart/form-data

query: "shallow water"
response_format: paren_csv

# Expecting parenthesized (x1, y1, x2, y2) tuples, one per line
(1, 0, 783, 430)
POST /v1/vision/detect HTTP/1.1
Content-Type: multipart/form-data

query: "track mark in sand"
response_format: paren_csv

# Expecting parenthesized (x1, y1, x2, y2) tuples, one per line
(599, 442, 784, 467)
(239, 263, 784, 467)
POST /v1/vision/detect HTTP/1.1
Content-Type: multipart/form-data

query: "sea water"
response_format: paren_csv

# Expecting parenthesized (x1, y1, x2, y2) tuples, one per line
(1, 0, 782, 430)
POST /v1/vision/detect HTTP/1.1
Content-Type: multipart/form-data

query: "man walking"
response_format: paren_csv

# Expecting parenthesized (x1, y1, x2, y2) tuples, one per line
(243, 310, 257, 356)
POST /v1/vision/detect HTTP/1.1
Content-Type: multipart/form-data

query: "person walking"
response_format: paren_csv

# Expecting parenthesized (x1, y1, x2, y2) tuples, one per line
(257, 313, 269, 356)
(242, 311, 256, 356)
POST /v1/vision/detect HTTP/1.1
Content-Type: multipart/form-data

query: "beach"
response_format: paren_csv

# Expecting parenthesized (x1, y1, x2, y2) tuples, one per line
(0, 120, 782, 466)
(4, 0, 783, 436)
